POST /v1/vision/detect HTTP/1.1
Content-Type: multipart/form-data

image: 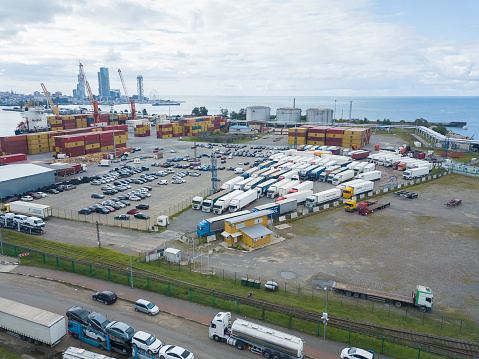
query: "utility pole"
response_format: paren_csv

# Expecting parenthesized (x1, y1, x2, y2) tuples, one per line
(0, 229, 3, 255)
(349, 101, 353, 122)
(96, 221, 101, 248)
(333, 100, 337, 125)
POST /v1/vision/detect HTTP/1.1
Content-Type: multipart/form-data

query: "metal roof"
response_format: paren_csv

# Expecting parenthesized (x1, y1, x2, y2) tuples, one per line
(0, 163, 56, 182)
(225, 210, 273, 224)
(0, 297, 63, 327)
(240, 224, 272, 239)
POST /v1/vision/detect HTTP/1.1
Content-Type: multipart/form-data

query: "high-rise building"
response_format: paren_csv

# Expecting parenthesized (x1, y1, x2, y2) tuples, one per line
(98, 67, 110, 101)
(137, 75, 144, 101)
(76, 73, 86, 100)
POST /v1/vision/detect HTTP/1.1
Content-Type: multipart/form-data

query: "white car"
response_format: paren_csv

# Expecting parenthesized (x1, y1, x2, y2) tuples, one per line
(21, 196, 33, 201)
(340, 347, 374, 359)
(170, 149, 176, 153)
(132, 331, 163, 355)
(159, 345, 194, 359)
(129, 195, 141, 201)
(35, 192, 48, 198)
(91, 180, 102, 185)
(158, 180, 168, 185)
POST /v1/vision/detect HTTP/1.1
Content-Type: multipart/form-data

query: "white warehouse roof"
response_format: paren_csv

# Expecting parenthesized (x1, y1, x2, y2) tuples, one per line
(0, 163, 56, 182)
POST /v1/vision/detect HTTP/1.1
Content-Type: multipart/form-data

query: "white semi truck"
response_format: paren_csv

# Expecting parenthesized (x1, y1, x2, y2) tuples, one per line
(229, 190, 258, 212)
(7, 201, 52, 219)
(266, 179, 292, 198)
(213, 190, 244, 214)
(403, 166, 430, 180)
(305, 188, 342, 209)
(201, 189, 234, 213)
(355, 170, 381, 181)
(0, 297, 66, 346)
(209, 312, 304, 359)
(221, 176, 244, 190)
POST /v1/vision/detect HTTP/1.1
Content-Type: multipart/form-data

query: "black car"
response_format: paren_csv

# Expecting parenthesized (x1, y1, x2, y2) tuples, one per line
(66, 306, 91, 325)
(114, 214, 130, 220)
(95, 207, 110, 214)
(136, 203, 149, 210)
(134, 213, 150, 220)
(78, 208, 92, 215)
(92, 290, 117, 305)
(47, 188, 59, 194)
(119, 200, 131, 206)
(91, 193, 105, 199)
(87, 312, 110, 333)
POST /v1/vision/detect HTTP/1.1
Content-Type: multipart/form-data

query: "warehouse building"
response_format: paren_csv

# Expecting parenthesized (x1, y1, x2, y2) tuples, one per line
(222, 210, 273, 248)
(0, 163, 56, 199)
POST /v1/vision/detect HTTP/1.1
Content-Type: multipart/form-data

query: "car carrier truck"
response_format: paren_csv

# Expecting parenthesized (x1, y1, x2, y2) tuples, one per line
(197, 210, 250, 236)
(63, 347, 116, 359)
(331, 283, 433, 312)
(209, 312, 304, 359)
(0, 297, 66, 346)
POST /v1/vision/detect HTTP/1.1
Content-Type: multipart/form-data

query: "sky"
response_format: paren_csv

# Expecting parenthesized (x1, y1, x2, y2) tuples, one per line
(0, 0, 478, 97)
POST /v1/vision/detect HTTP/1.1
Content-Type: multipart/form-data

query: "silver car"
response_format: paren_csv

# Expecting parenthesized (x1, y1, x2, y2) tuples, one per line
(134, 299, 160, 316)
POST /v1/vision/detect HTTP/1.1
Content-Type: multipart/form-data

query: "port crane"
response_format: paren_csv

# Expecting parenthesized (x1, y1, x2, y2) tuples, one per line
(79, 62, 100, 124)
(118, 69, 137, 120)
(40, 83, 60, 116)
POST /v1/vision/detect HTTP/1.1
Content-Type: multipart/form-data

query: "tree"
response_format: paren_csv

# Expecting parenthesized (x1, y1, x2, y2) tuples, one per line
(432, 126, 448, 136)
(220, 108, 229, 117)
(414, 118, 429, 127)
(192, 106, 208, 116)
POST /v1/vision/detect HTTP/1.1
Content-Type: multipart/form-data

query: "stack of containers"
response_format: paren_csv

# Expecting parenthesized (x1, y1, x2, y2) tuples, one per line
(307, 126, 329, 145)
(342, 128, 370, 148)
(108, 114, 119, 125)
(0, 135, 28, 155)
(287, 127, 307, 145)
(156, 123, 173, 138)
(134, 124, 151, 137)
(172, 122, 184, 137)
(54, 134, 86, 157)
(62, 116, 76, 130)
(118, 113, 128, 124)
(26, 133, 50, 154)
(99, 131, 114, 152)
(325, 127, 347, 146)
(99, 113, 110, 126)
(114, 129, 128, 148)
(84, 133, 101, 154)
(48, 116, 63, 131)
(86, 114, 95, 127)
(74, 115, 88, 128)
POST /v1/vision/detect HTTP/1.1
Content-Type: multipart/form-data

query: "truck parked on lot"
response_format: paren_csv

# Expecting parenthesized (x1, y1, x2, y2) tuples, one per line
(307, 166, 325, 181)
(192, 196, 204, 210)
(344, 199, 377, 212)
(98, 159, 111, 167)
(251, 167, 270, 178)
(221, 176, 244, 190)
(298, 165, 319, 180)
(0, 297, 66, 346)
(331, 169, 355, 185)
(209, 312, 304, 359)
(357, 200, 390, 215)
(278, 170, 299, 181)
(305, 188, 342, 209)
(63, 347, 116, 359)
(341, 180, 374, 199)
(278, 180, 301, 197)
(5, 201, 52, 219)
(229, 190, 258, 212)
(243, 176, 265, 191)
(242, 167, 260, 179)
(403, 166, 430, 180)
(348, 150, 370, 160)
(234, 177, 258, 191)
(266, 179, 292, 198)
(213, 190, 244, 214)
(254, 178, 278, 197)
(331, 283, 433, 312)
(277, 189, 313, 204)
(318, 165, 340, 182)
(197, 210, 250, 236)
(355, 170, 381, 181)
(252, 198, 297, 217)
(201, 189, 234, 213)
(0, 213, 44, 235)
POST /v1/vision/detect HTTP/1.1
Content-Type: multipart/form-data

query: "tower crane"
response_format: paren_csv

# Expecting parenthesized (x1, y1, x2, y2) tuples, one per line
(118, 69, 137, 120)
(79, 62, 100, 124)
(40, 83, 59, 116)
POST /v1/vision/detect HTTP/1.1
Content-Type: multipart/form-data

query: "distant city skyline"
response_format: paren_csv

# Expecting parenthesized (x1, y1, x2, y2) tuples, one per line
(1, 0, 478, 97)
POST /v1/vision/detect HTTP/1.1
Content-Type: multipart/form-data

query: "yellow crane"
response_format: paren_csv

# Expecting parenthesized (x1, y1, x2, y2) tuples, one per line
(40, 83, 59, 116)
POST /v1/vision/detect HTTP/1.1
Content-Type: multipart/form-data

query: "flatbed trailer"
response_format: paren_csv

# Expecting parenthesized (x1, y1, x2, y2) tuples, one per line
(445, 199, 462, 207)
(357, 201, 390, 215)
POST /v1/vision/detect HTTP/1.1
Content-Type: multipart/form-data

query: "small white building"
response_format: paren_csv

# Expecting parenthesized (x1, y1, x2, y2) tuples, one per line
(165, 248, 181, 263)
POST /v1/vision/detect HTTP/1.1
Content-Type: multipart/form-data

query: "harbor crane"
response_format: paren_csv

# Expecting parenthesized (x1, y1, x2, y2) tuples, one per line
(40, 83, 59, 116)
(118, 69, 136, 120)
(79, 62, 100, 124)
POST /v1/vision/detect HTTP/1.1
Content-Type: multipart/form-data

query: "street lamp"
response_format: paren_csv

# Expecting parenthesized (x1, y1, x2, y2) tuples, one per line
(322, 287, 329, 340)
(121, 245, 133, 288)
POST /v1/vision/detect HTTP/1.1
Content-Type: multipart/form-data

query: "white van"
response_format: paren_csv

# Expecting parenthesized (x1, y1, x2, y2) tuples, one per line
(24, 216, 46, 227)
(234, 167, 245, 174)
(13, 214, 28, 224)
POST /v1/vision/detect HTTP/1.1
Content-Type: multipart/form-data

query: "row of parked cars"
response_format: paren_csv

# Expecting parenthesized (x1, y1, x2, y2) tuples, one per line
(66, 290, 194, 358)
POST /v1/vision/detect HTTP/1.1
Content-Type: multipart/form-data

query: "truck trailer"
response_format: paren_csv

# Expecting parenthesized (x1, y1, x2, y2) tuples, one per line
(63, 347, 116, 359)
(0, 297, 66, 346)
(331, 283, 433, 312)
(357, 200, 390, 215)
(201, 189, 233, 213)
(221, 176, 244, 190)
(266, 179, 292, 198)
(209, 312, 304, 359)
(6, 201, 52, 219)
(331, 169, 355, 185)
(355, 170, 381, 181)
(276, 189, 313, 204)
(213, 190, 244, 214)
(255, 178, 278, 197)
(197, 210, 250, 236)
(252, 198, 297, 217)
(305, 188, 342, 209)
(229, 190, 258, 212)
(341, 180, 374, 199)
(243, 177, 266, 191)
(403, 166, 430, 180)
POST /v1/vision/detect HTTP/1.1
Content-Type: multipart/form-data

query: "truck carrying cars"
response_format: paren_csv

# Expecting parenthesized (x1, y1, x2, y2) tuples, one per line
(209, 312, 304, 359)
(357, 200, 390, 215)
(201, 189, 233, 213)
(331, 169, 355, 185)
(277, 189, 313, 204)
(197, 210, 250, 236)
(255, 178, 278, 197)
(229, 190, 258, 212)
(305, 188, 342, 209)
(63, 347, 116, 359)
(331, 283, 433, 312)
(5, 201, 52, 219)
(221, 176, 244, 190)
(0, 297, 66, 346)
(213, 190, 244, 214)
(341, 180, 374, 199)
(355, 170, 381, 181)
(403, 166, 430, 180)
(252, 198, 297, 217)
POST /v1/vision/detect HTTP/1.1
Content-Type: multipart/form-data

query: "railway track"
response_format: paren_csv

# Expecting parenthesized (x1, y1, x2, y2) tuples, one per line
(3, 236, 479, 359)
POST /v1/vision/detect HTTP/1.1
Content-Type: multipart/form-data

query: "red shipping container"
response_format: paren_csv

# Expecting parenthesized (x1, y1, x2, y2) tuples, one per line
(325, 138, 343, 146)
(0, 153, 28, 164)
(326, 127, 347, 135)
(85, 148, 100, 155)
(101, 140, 114, 146)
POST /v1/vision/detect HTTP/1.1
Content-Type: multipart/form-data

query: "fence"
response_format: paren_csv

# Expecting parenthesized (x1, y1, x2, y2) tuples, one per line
(2, 240, 477, 359)
(441, 163, 479, 178)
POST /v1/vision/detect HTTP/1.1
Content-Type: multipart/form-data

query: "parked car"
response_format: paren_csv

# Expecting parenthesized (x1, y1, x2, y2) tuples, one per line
(78, 208, 92, 215)
(340, 347, 374, 359)
(134, 299, 160, 316)
(66, 306, 91, 325)
(87, 312, 110, 333)
(132, 331, 163, 355)
(158, 345, 194, 359)
(134, 213, 150, 220)
(129, 195, 141, 201)
(91, 193, 105, 199)
(105, 321, 135, 342)
(47, 189, 59, 194)
(35, 192, 48, 198)
(136, 203, 149, 210)
(92, 290, 117, 305)
(114, 214, 130, 220)
(127, 209, 139, 215)
(21, 196, 33, 202)
(158, 180, 168, 185)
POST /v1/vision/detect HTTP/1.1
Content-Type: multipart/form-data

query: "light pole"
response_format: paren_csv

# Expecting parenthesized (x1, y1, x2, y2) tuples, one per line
(322, 287, 329, 340)
(0, 228, 3, 255)
(121, 245, 133, 288)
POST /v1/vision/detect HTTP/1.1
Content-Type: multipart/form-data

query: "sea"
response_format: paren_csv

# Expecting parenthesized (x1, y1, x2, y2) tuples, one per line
(1, 96, 478, 139)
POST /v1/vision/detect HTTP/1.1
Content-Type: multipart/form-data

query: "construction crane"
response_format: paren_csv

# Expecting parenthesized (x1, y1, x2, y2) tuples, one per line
(118, 69, 136, 120)
(79, 62, 100, 124)
(40, 83, 59, 116)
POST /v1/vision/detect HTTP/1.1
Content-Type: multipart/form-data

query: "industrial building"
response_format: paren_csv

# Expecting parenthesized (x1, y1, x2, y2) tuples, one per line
(0, 163, 56, 199)
(246, 106, 271, 122)
(306, 108, 333, 124)
(229, 125, 255, 134)
(222, 210, 273, 248)
(276, 108, 301, 123)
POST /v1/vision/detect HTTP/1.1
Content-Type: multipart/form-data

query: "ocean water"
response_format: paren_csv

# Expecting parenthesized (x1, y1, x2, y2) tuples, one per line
(1, 96, 478, 138)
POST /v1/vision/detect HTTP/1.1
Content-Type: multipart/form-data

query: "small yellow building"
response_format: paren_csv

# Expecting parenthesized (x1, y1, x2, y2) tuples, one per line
(222, 210, 273, 248)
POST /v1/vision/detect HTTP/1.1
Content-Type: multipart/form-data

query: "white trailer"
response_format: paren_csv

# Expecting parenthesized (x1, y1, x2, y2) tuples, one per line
(8, 201, 52, 219)
(278, 180, 301, 197)
(266, 179, 292, 198)
(221, 176, 244, 190)
(353, 162, 368, 174)
(98, 159, 111, 166)
(355, 170, 382, 181)
(229, 190, 258, 212)
(278, 170, 298, 181)
(305, 188, 342, 208)
(255, 178, 278, 197)
(209, 312, 304, 359)
(403, 166, 430, 180)
(201, 189, 234, 213)
(63, 347, 115, 359)
(277, 189, 313, 204)
(0, 297, 66, 346)
(213, 190, 244, 214)
(341, 180, 374, 199)
(234, 177, 257, 191)
(192, 196, 204, 210)
(362, 163, 376, 172)
(406, 160, 433, 170)
(331, 169, 355, 185)
(289, 181, 313, 193)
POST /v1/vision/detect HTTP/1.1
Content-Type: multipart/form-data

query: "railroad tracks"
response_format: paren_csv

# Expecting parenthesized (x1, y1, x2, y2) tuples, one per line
(4, 236, 479, 359)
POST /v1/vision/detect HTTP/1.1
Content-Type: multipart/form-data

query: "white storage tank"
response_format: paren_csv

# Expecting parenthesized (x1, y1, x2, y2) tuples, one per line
(276, 108, 301, 123)
(306, 108, 333, 124)
(246, 106, 271, 122)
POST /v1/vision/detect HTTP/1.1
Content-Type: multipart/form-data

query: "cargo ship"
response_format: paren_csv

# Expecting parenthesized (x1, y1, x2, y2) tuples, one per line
(15, 105, 51, 135)
(152, 99, 183, 106)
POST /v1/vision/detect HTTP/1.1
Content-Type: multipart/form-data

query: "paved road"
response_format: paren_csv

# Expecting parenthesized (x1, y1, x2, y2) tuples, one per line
(0, 257, 346, 359)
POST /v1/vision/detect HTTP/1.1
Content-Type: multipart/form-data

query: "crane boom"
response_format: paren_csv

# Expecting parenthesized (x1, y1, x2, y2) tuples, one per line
(40, 83, 59, 117)
(79, 62, 100, 124)
(118, 69, 136, 120)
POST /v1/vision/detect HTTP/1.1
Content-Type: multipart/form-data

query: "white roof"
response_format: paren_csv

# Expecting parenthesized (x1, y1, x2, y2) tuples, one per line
(165, 248, 181, 254)
(0, 163, 55, 182)
(240, 224, 272, 239)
